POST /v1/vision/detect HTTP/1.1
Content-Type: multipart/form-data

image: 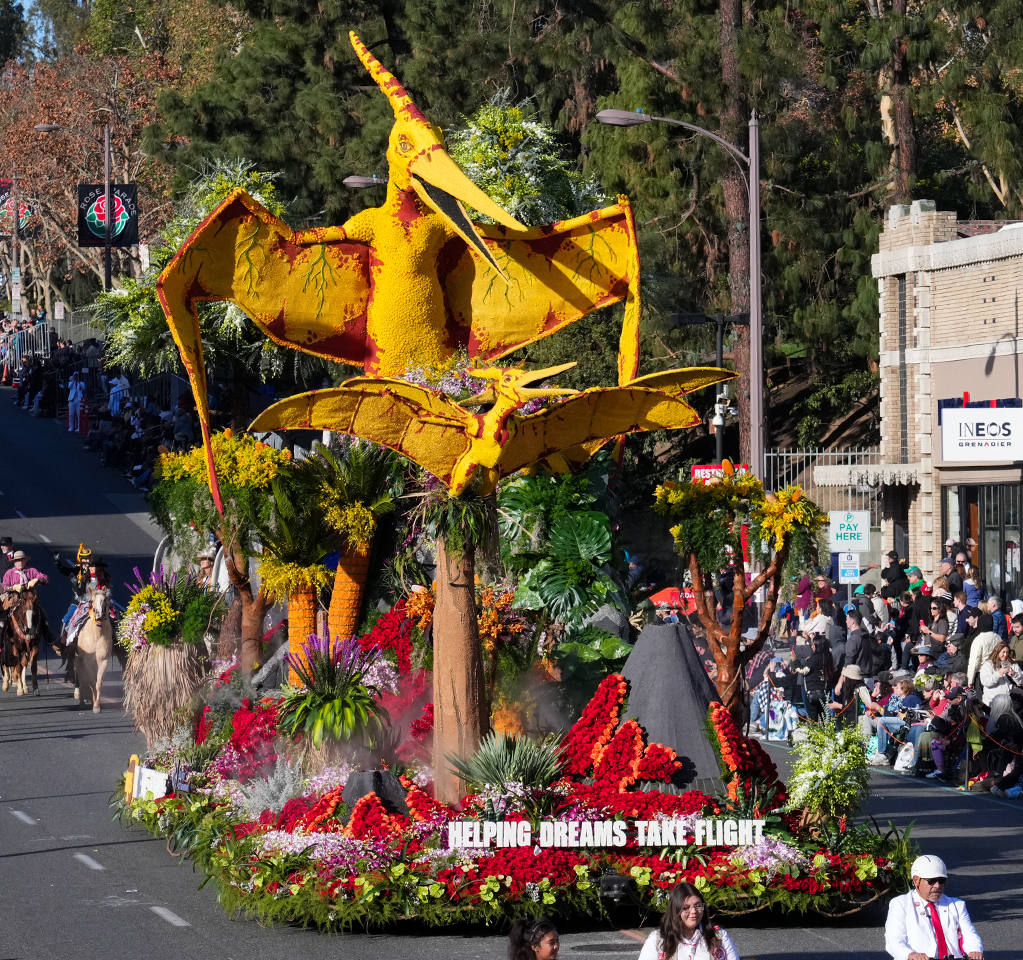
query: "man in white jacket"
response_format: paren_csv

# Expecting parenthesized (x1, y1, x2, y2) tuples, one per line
(885, 855, 983, 960)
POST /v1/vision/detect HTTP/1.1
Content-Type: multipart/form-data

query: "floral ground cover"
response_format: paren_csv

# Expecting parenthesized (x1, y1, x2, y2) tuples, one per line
(118, 670, 912, 930)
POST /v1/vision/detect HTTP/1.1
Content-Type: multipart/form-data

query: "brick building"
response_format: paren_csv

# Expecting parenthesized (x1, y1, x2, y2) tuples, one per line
(871, 200, 1023, 597)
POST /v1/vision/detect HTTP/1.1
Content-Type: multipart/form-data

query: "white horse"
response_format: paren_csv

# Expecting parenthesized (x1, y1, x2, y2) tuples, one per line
(76, 589, 113, 713)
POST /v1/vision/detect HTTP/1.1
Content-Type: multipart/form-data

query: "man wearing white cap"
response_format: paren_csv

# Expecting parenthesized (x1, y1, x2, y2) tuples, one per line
(885, 854, 983, 959)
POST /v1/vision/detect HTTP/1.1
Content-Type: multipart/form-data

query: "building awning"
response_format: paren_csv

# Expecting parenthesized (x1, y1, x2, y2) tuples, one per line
(813, 463, 921, 487)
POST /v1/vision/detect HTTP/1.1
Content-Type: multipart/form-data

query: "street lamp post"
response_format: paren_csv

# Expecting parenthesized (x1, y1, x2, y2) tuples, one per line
(596, 108, 764, 478)
(34, 122, 113, 292)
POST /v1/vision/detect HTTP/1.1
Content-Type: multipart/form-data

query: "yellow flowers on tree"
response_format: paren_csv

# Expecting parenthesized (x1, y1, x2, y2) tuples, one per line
(298, 441, 397, 641)
(654, 462, 827, 724)
(151, 430, 293, 673)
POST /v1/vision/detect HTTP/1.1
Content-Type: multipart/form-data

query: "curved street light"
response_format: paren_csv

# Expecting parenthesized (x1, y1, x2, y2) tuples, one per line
(34, 121, 113, 292)
(596, 107, 763, 478)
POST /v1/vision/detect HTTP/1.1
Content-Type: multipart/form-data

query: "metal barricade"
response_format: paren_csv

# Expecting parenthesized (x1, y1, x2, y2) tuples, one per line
(127, 372, 193, 414)
(1, 323, 52, 377)
(763, 447, 883, 526)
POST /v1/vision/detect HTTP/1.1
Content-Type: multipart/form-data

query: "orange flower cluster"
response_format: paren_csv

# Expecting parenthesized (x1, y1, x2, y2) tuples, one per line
(298, 787, 346, 833)
(399, 775, 451, 824)
(345, 792, 405, 841)
(708, 702, 779, 784)
(404, 588, 435, 631)
(476, 585, 525, 653)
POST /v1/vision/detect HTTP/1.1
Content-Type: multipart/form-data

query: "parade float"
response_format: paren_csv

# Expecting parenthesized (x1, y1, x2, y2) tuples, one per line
(116, 34, 914, 930)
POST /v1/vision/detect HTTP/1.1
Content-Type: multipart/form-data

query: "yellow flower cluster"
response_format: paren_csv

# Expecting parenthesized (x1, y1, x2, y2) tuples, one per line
(654, 470, 825, 553)
(324, 499, 377, 548)
(404, 587, 435, 631)
(257, 557, 331, 601)
(757, 485, 827, 551)
(156, 431, 291, 489)
(127, 585, 178, 634)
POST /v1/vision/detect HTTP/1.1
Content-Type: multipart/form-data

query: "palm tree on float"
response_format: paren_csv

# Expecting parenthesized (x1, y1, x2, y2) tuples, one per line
(248, 476, 333, 678)
(300, 440, 396, 641)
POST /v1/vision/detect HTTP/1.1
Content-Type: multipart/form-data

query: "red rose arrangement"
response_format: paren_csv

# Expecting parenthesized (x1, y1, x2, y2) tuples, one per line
(298, 787, 346, 833)
(559, 673, 627, 776)
(345, 792, 407, 841)
(592, 719, 645, 792)
(359, 601, 414, 675)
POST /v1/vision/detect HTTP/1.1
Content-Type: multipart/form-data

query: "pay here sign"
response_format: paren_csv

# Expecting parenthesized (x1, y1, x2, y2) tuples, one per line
(828, 510, 870, 552)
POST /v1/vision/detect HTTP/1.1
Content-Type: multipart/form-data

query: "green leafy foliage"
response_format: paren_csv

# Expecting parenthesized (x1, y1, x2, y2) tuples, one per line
(448, 94, 607, 225)
(278, 637, 388, 749)
(785, 717, 870, 820)
(792, 370, 880, 447)
(554, 625, 632, 718)
(448, 732, 564, 792)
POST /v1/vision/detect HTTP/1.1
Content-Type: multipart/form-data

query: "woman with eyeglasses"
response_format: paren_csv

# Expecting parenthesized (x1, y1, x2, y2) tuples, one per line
(638, 882, 739, 960)
(509, 918, 559, 960)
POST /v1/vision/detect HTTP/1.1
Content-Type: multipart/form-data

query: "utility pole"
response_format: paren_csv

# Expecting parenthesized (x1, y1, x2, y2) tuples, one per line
(671, 311, 750, 463)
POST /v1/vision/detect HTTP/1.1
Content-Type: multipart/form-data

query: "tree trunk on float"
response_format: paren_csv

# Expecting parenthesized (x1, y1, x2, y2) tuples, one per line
(687, 541, 789, 727)
(221, 535, 269, 676)
(328, 542, 372, 640)
(287, 582, 318, 683)
(432, 537, 488, 806)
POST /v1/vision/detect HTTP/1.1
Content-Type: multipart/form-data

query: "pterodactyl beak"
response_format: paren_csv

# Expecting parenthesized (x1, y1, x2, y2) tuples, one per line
(410, 148, 526, 279)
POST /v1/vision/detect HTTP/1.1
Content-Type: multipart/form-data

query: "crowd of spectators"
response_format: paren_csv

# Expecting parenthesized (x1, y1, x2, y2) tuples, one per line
(740, 545, 1023, 796)
(2, 317, 203, 492)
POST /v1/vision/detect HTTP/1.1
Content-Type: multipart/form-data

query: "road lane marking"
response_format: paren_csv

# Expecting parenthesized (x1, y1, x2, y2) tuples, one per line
(150, 906, 190, 927)
(15, 510, 26, 519)
(39, 535, 51, 543)
(74, 853, 105, 871)
(10, 810, 36, 825)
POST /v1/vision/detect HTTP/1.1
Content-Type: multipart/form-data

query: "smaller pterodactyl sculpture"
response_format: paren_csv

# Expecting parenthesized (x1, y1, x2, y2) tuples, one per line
(158, 33, 643, 511)
(249, 365, 738, 496)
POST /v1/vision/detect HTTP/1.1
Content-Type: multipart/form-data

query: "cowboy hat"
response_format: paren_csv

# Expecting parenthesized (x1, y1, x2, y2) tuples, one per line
(841, 664, 863, 680)
(10, 550, 29, 561)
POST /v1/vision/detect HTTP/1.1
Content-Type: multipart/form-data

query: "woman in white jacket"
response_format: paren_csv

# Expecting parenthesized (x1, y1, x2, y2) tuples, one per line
(637, 883, 739, 960)
(978, 642, 1023, 706)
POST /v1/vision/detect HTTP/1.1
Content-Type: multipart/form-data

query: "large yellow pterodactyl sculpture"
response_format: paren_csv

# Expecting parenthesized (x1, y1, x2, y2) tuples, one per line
(157, 32, 643, 510)
(249, 366, 738, 496)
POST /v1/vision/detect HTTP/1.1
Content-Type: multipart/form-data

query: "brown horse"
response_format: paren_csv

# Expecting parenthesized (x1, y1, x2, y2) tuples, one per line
(2, 588, 50, 696)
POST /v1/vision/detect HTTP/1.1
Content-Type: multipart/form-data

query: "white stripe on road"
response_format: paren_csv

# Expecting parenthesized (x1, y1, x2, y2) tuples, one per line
(39, 535, 51, 543)
(73, 853, 105, 871)
(15, 510, 26, 519)
(150, 906, 190, 927)
(10, 810, 36, 825)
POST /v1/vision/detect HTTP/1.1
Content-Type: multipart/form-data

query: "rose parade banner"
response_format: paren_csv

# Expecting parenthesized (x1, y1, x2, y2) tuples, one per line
(77, 183, 139, 247)
(0, 179, 32, 238)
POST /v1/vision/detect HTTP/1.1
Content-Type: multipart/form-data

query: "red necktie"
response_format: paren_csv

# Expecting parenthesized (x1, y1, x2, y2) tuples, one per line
(927, 901, 949, 958)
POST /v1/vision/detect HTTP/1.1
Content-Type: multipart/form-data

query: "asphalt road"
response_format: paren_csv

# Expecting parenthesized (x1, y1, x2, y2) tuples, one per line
(1, 391, 1020, 959)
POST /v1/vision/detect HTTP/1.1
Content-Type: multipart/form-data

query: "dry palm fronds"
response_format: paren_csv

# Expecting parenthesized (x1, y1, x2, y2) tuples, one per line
(123, 643, 208, 748)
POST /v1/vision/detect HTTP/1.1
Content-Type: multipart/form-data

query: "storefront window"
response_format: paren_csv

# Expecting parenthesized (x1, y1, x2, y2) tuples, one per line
(943, 483, 1022, 602)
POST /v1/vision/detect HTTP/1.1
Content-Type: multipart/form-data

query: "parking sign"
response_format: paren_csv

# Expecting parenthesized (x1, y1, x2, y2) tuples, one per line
(828, 510, 870, 552)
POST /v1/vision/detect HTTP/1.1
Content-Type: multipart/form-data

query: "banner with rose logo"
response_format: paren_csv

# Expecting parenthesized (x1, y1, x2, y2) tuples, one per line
(0, 179, 32, 239)
(77, 183, 139, 247)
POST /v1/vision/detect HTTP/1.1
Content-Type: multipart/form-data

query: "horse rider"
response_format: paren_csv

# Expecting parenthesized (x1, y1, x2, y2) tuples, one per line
(2, 550, 49, 591)
(54, 546, 110, 683)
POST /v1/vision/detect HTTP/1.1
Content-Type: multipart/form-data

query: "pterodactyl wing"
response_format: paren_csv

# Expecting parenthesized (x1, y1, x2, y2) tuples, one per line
(158, 188, 374, 508)
(248, 379, 473, 488)
(497, 386, 704, 479)
(442, 198, 643, 384)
